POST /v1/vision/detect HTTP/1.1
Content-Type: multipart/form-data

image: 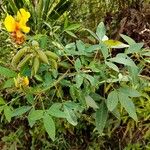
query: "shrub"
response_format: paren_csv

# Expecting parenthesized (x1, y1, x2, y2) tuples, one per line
(0, 6, 150, 149)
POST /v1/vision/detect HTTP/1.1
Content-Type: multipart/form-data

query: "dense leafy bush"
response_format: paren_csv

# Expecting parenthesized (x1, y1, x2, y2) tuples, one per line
(0, 1, 150, 149)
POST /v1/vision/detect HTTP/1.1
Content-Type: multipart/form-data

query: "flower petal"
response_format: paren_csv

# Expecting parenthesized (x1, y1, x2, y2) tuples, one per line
(4, 15, 16, 32)
(21, 25, 30, 33)
(17, 8, 30, 23)
(18, 18, 30, 33)
(23, 76, 29, 86)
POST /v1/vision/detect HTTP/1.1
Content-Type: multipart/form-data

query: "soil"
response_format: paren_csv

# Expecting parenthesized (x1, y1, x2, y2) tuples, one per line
(104, 3, 150, 78)
(108, 4, 150, 48)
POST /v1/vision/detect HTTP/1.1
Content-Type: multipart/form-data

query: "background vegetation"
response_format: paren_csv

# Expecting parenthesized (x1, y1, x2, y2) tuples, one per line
(0, 0, 150, 149)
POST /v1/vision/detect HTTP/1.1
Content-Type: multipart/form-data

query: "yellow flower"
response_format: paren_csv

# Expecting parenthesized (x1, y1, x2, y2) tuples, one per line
(16, 8, 30, 24)
(4, 8, 30, 33)
(4, 8, 30, 44)
(22, 76, 29, 86)
(14, 74, 29, 88)
(4, 15, 16, 32)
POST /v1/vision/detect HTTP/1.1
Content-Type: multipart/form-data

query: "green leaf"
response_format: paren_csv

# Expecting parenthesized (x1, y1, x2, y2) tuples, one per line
(64, 101, 82, 112)
(37, 0, 43, 19)
(75, 58, 82, 71)
(76, 90, 87, 107)
(28, 109, 43, 127)
(76, 40, 85, 52)
(25, 94, 34, 104)
(65, 31, 77, 38)
(12, 106, 31, 117)
(83, 74, 95, 86)
(96, 22, 106, 41)
(125, 43, 143, 54)
(141, 51, 150, 57)
(127, 66, 139, 84)
(43, 113, 55, 141)
(107, 90, 119, 111)
(52, 41, 64, 50)
(105, 61, 119, 72)
(90, 93, 102, 102)
(70, 86, 77, 101)
(0, 106, 4, 113)
(99, 42, 109, 59)
(64, 105, 77, 126)
(4, 105, 12, 122)
(75, 74, 84, 88)
(7, 0, 18, 14)
(60, 79, 71, 87)
(119, 87, 141, 97)
(39, 35, 48, 49)
(64, 24, 80, 31)
(47, 103, 66, 118)
(86, 44, 100, 53)
(0, 97, 6, 105)
(109, 53, 137, 68)
(85, 95, 99, 109)
(28, 109, 43, 121)
(0, 66, 17, 78)
(95, 102, 108, 135)
(64, 49, 79, 56)
(120, 34, 136, 45)
(64, 17, 68, 28)
(65, 42, 76, 50)
(2, 78, 14, 89)
(144, 59, 150, 63)
(89, 61, 101, 72)
(42, 0, 51, 20)
(85, 28, 99, 40)
(112, 108, 120, 120)
(118, 92, 138, 121)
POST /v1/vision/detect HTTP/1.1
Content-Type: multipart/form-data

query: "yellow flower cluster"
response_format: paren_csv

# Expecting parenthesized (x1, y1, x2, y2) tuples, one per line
(4, 8, 30, 44)
(14, 74, 29, 88)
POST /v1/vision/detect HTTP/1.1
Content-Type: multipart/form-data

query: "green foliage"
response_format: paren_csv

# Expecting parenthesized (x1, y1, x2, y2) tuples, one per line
(70, 0, 148, 30)
(107, 90, 119, 111)
(0, 66, 17, 78)
(0, 1, 150, 147)
(3, 0, 72, 33)
(96, 102, 108, 135)
(43, 112, 56, 141)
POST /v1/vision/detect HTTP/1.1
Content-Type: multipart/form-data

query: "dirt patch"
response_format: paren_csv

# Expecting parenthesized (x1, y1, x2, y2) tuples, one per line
(110, 4, 150, 47)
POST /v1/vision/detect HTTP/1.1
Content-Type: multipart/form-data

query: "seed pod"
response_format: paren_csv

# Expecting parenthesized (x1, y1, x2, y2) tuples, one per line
(32, 56, 40, 75)
(45, 51, 59, 61)
(11, 47, 28, 68)
(17, 54, 32, 69)
(36, 50, 49, 64)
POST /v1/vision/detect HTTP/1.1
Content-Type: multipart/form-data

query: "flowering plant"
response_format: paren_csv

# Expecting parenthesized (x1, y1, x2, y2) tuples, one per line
(0, 6, 149, 147)
(4, 8, 30, 44)
(14, 74, 29, 88)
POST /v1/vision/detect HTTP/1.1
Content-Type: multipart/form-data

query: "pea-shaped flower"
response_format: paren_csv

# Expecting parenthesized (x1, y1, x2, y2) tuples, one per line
(14, 74, 29, 88)
(4, 8, 30, 44)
